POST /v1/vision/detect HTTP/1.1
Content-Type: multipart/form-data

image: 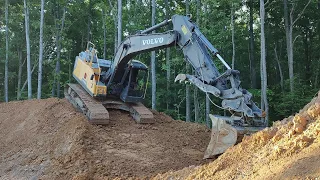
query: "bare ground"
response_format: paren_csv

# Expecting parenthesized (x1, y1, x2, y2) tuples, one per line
(153, 92, 320, 180)
(0, 98, 211, 179)
(3, 92, 320, 180)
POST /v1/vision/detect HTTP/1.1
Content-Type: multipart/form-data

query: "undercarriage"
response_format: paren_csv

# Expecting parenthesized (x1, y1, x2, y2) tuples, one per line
(65, 83, 154, 124)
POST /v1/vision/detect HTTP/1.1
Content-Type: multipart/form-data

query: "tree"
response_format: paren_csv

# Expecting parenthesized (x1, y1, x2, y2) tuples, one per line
(185, 0, 191, 122)
(249, 0, 256, 89)
(117, 0, 122, 47)
(87, 0, 92, 42)
(4, 0, 9, 102)
(203, 1, 210, 127)
(283, 0, 291, 91)
(24, 0, 32, 99)
(206, 96, 210, 127)
(274, 44, 284, 92)
(194, 0, 200, 122)
(165, 0, 170, 111)
(102, 8, 107, 60)
(107, 0, 117, 54)
(260, 0, 268, 124)
(231, 3, 235, 69)
(284, 0, 312, 92)
(17, 48, 24, 100)
(151, 0, 156, 110)
(52, 5, 66, 98)
(37, 0, 45, 99)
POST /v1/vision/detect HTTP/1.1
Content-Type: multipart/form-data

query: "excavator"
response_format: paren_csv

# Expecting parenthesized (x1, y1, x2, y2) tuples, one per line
(65, 14, 266, 159)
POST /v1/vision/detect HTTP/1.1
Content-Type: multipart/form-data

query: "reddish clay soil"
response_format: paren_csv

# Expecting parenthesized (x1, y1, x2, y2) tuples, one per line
(3, 92, 320, 180)
(0, 98, 211, 179)
(153, 92, 320, 180)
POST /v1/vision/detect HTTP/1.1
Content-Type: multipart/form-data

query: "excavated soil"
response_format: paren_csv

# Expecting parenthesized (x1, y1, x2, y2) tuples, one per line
(4, 93, 320, 180)
(154, 91, 320, 180)
(0, 98, 211, 179)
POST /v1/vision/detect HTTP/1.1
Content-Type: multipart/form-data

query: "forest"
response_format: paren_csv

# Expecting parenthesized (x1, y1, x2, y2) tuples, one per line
(0, 0, 319, 126)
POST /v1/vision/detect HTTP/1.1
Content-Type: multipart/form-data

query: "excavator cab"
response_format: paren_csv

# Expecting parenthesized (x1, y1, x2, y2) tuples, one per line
(120, 60, 148, 103)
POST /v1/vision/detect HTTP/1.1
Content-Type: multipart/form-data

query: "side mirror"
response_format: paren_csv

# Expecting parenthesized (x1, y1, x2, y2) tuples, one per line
(90, 74, 94, 80)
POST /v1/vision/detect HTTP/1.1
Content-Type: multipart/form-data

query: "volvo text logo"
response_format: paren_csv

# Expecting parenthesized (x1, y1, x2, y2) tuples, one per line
(142, 37, 164, 45)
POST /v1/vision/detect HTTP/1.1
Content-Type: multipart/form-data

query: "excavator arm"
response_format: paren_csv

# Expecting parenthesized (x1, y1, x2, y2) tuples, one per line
(170, 15, 265, 122)
(105, 15, 264, 126)
(105, 30, 178, 86)
(99, 14, 266, 158)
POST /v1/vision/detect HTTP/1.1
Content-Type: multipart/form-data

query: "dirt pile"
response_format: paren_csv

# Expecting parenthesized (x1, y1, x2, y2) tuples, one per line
(0, 98, 211, 179)
(153, 92, 320, 180)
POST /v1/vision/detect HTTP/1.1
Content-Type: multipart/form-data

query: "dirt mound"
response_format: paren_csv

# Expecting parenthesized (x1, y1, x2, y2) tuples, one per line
(0, 98, 211, 179)
(153, 92, 320, 180)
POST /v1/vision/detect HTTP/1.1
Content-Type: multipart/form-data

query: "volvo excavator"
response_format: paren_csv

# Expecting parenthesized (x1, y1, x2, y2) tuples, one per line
(65, 14, 266, 159)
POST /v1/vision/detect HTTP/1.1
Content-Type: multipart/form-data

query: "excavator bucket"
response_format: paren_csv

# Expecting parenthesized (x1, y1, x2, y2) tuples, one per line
(204, 114, 237, 159)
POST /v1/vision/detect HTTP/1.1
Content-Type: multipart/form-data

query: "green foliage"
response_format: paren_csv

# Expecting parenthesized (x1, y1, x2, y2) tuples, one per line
(272, 79, 319, 120)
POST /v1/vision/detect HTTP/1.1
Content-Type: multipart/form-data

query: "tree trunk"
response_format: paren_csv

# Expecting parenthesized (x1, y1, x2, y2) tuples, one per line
(87, 0, 92, 42)
(260, 52, 264, 110)
(68, 53, 71, 83)
(304, 26, 311, 82)
(81, 33, 84, 49)
(107, 0, 117, 53)
(288, 8, 294, 92)
(204, 1, 210, 127)
(194, 0, 200, 122)
(117, 0, 122, 47)
(196, 0, 200, 24)
(103, 9, 107, 59)
(206, 95, 210, 128)
(315, 58, 320, 88)
(151, 0, 156, 110)
(5, 0, 9, 102)
(283, 0, 291, 91)
(24, 0, 32, 99)
(231, 3, 235, 69)
(249, 0, 256, 89)
(53, 7, 66, 98)
(194, 89, 199, 122)
(315, 34, 320, 88)
(52, 3, 59, 97)
(165, 0, 170, 111)
(21, 60, 38, 94)
(260, 0, 269, 125)
(274, 44, 284, 92)
(17, 49, 24, 100)
(285, 0, 312, 92)
(37, 0, 45, 99)
(185, 0, 191, 122)
(186, 64, 191, 122)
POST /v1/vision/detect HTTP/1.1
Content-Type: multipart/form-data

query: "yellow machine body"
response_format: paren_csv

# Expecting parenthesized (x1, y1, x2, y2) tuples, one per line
(72, 51, 107, 97)
(66, 43, 154, 125)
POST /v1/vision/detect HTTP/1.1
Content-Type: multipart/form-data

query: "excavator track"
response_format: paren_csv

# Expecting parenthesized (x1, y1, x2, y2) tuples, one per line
(102, 100, 154, 123)
(65, 83, 110, 124)
(65, 83, 154, 124)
